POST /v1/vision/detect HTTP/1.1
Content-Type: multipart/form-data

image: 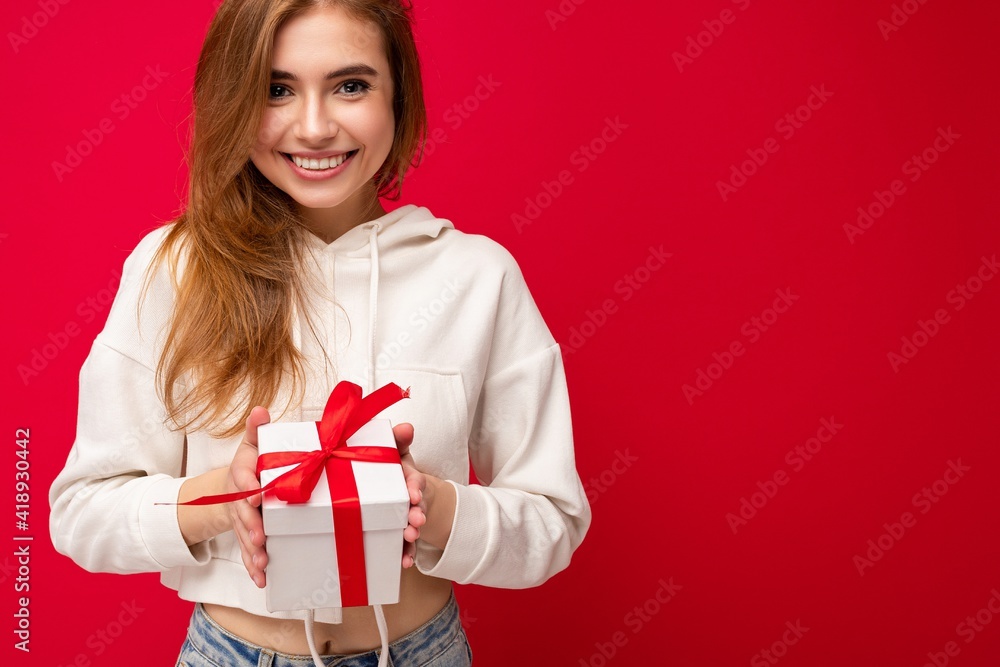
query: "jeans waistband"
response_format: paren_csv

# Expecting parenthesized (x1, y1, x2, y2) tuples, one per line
(185, 593, 462, 667)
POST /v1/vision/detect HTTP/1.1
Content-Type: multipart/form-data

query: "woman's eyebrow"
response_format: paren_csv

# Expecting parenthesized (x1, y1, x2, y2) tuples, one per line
(270, 64, 379, 81)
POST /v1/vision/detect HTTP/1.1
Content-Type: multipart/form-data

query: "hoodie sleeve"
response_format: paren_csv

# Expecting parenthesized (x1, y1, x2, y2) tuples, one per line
(48, 228, 212, 573)
(414, 246, 592, 588)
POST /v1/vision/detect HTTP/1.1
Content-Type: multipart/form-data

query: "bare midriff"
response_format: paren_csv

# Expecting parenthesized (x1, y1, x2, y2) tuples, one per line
(202, 567, 453, 655)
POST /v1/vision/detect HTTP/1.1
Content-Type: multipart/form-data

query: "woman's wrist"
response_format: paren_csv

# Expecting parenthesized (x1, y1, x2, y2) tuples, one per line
(419, 474, 456, 551)
(177, 467, 232, 546)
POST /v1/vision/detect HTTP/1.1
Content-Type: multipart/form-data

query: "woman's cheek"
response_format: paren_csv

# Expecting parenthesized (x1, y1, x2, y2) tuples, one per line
(257, 109, 287, 146)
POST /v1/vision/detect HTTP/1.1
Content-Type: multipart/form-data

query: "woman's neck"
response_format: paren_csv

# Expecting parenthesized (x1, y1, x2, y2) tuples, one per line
(298, 192, 386, 244)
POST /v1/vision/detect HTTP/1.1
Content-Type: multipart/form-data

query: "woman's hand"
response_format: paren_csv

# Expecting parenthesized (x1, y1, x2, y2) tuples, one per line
(393, 422, 427, 569)
(228, 406, 270, 588)
(393, 423, 457, 566)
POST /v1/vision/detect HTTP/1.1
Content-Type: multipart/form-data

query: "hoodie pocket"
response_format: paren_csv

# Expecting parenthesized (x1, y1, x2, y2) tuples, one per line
(376, 368, 471, 484)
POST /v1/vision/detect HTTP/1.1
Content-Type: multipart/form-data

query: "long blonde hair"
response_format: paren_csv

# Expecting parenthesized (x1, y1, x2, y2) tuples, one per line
(144, 0, 427, 438)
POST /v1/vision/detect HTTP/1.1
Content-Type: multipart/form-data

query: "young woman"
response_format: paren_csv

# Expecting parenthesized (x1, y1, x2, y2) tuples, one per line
(48, 1, 591, 665)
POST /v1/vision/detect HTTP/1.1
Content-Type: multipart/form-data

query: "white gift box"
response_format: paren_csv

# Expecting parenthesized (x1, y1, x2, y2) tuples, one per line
(258, 417, 409, 612)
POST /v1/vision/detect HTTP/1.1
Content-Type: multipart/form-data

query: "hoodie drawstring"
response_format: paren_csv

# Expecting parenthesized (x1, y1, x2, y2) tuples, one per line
(303, 605, 390, 667)
(367, 222, 381, 397)
(300, 221, 390, 667)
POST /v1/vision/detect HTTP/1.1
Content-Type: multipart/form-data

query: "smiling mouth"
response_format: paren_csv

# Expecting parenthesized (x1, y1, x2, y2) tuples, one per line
(283, 149, 358, 170)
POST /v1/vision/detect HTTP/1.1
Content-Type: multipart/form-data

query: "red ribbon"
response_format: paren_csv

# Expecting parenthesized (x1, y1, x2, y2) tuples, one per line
(163, 381, 410, 606)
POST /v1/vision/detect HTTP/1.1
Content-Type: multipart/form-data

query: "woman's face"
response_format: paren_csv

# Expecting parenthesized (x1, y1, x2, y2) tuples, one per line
(251, 6, 394, 217)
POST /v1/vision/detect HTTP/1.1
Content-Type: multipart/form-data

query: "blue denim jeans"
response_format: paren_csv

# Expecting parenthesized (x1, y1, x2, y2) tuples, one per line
(174, 593, 472, 667)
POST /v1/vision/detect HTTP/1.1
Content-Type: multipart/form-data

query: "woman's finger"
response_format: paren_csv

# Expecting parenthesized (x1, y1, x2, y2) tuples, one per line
(392, 422, 414, 457)
(407, 504, 426, 529)
(231, 506, 267, 586)
(238, 407, 270, 507)
(402, 540, 416, 569)
(244, 406, 271, 446)
(230, 499, 265, 551)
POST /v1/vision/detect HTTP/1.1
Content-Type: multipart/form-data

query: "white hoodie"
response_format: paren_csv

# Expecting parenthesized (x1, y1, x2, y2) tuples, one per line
(49, 203, 591, 631)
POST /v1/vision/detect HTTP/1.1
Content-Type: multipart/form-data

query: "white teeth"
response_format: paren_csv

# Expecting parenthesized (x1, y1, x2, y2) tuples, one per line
(291, 152, 352, 170)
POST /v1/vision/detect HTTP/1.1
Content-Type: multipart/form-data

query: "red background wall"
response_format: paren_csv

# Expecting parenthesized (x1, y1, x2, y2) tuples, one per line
(4, 0, 1000, 665)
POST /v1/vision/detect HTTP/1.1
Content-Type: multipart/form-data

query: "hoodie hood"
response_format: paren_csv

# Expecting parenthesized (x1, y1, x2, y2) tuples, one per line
(283, 202, 455, 416)
(293, 204, 455, 396)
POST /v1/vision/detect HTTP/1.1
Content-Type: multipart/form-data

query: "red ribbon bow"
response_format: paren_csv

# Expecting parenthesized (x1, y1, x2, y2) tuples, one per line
(164, 380, 410, 606)
(253, 381, 408, 505)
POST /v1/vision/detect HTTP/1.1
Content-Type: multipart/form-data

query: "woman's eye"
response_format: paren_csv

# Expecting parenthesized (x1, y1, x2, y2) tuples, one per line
(269, 84, 290, 99)
(341, 80, 371, 97)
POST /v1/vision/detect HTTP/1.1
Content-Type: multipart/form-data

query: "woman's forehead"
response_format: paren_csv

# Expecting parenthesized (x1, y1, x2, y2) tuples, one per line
(273, 5, 386, 67)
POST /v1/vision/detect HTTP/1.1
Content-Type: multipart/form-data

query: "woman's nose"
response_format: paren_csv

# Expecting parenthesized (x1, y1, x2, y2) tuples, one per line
(294, 96, 338, 143)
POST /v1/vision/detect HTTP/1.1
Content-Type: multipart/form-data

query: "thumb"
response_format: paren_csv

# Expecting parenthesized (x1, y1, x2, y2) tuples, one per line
(244, 406, 271, 448)
(392, 422, 414, 456)
(240, 407, 270, 506)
